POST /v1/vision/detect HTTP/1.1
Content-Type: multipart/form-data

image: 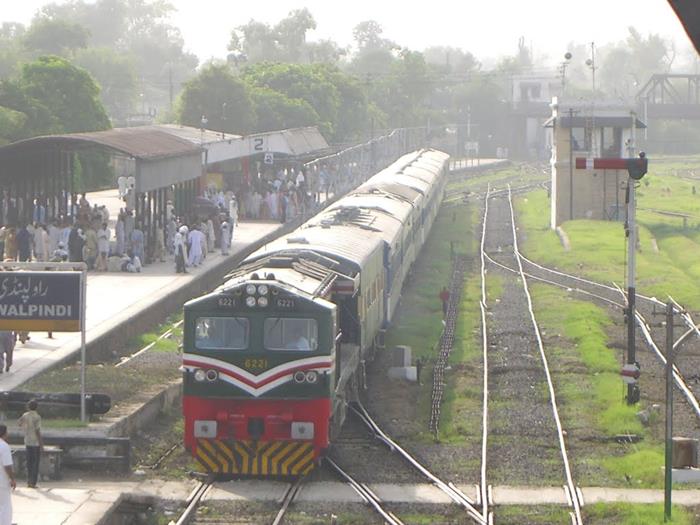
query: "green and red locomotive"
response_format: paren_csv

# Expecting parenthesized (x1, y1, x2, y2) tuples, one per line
(182, 149, 449, 476)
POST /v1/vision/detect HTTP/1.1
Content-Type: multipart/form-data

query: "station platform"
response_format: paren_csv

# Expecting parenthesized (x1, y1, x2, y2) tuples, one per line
(0, 217, 287, 392)
(9, 479, 700, 524)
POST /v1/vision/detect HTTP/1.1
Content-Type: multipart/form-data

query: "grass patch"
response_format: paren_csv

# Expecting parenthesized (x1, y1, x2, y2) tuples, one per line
(516, 159, 700, 311)
(600, 446, 664, 487)
(494, 505, 572, 524)
(585, 502, 694, 524)
(530, 283, 656, 486)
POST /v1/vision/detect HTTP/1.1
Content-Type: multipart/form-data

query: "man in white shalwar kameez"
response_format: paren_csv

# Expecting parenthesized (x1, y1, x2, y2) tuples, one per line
(187, 227, 204, 267)
(220, 221, 231, 255)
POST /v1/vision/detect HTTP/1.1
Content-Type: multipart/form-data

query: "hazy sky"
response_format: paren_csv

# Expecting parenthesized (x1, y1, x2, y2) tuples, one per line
(2, 0, 694, 66)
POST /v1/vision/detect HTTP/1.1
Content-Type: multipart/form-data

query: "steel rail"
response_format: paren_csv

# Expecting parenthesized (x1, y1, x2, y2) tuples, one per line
(349, 402, 487, 525)
(518, 253, 665, 308)
(505, 185, 584, 525)
(174, 480, 212, 525)
(612, 285, 700, 420)
(484, 253, 625, 310)
(669, 296, 700, 348)
(324, 457, 405, 525)
(271, 476, 305, 525)
(116, 319, 184, 368)
(486, 250, 700, 425)
(478, 184, 491, 523)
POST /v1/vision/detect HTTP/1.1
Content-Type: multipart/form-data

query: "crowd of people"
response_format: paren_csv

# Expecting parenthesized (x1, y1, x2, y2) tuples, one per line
(0, 193, 111, 267)
(0, 191, 237, 275)
(0, 157, 370, 277)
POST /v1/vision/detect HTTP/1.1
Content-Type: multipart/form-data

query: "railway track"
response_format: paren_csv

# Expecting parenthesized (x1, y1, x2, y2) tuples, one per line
(172, 479, 213, 525)
(483, 211, 700, 423)
(481, 186, 584, 524)
(325, 457, 405, 525)
(349, 401, 487, 524)
(271, 476, 306, 525)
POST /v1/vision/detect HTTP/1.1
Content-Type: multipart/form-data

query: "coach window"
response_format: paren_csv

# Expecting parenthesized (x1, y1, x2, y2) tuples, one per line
(195, 317, 249, 350)
(264, 318, 318, 351)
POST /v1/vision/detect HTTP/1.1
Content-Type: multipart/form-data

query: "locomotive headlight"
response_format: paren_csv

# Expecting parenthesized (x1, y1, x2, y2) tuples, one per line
(257, 284, 268, 295)
(245, 284, 257, 295)
(293, 371, 307, 384)
(193, 369, 206, 382)
(305, 371, 318, 384)
(206, 369, 219, 382)
(245, 296, 257, 307)
(257, 296, 268, 307)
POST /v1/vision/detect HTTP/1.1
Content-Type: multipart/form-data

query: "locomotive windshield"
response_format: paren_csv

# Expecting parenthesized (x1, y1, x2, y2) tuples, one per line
(264, 318, 318, 351)
(195, 317, 249, 350)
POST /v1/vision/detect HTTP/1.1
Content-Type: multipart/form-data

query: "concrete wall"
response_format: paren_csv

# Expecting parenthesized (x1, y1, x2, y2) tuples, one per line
(550, 123, 628, 228)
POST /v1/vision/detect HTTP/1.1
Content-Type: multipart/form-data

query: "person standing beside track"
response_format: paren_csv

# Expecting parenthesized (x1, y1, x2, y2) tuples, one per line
(439, 286, 450, 318)
(0, 424, 16, 525)
(18, 400, 42, 488)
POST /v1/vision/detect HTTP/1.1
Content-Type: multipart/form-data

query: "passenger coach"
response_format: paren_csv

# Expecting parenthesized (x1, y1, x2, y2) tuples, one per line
(182, 149, 450, 476)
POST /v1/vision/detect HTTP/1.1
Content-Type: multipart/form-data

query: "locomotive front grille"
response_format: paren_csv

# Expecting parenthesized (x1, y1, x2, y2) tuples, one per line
(195, 438, 315, 476)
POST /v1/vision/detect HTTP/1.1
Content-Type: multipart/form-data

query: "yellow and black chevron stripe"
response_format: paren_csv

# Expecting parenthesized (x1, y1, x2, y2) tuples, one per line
(195, 439, 316, 476)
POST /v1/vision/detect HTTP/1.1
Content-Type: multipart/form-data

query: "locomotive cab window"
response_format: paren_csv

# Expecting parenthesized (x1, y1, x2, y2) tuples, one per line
(264, 318, 318, 351)
(195, 317, 249, 350)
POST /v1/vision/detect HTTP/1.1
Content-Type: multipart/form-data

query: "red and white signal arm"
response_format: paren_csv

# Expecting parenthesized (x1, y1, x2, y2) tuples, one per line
(620, 363, 641, 384)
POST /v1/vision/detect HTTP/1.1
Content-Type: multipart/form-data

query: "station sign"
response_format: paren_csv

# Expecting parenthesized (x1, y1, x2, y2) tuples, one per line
(0, 271, 82, 331)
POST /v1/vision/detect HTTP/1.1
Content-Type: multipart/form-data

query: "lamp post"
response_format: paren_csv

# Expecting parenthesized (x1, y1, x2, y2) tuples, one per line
(560, 52, 572, 98)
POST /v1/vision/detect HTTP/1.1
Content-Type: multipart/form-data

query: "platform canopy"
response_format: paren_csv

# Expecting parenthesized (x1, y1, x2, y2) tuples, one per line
(156, 125, 330, 164)
(0, 126, 203, 193)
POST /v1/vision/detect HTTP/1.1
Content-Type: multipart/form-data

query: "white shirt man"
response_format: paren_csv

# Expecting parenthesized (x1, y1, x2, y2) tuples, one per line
(0, 424, 16, 525)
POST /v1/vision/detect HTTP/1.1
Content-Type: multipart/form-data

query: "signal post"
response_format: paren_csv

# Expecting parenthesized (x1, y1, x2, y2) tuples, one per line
(575, 154, 648, 404)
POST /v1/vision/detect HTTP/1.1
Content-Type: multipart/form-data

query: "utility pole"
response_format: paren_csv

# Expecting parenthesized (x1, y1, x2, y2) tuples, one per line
(568, 107, 577, 221)
(664, 301, 674, 522)
(626, 114, 639, 405)
(168, 65, 174, 113)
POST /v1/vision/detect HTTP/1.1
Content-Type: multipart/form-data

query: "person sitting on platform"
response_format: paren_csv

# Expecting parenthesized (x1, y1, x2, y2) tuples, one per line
(120, 250, 142, 273)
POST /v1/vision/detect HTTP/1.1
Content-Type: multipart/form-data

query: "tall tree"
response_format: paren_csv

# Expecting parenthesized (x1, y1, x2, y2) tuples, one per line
(599, 27, 674, 97)
(73, 47, 138, 121)
(349, 20, 397, 77)
(229, 9, 322, 64)
(0, 23, 26, 78)
(423, 46, 480, 75)
(23, 18, 90, 56)
(19, 55, 110, 133)
(243, 62, 340, 137)
(251, 87, 319, 132)
(177, 62, 256, 134)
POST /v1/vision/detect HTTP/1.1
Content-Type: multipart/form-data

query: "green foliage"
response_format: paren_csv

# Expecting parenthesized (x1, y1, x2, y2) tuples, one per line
(229, 8, 317, 64)
(250, 87, 319, 133)
(20, 55, 111, 133)
(243, 62, 338, 135)
(177, 62, 256, 134)
(0, 77, 61, 141)
(0, 105, 27, 145)
(585, 503, 693, 525)
(601, 447, 665, 487)
(515, 188, 700, 311)
(37, 0, 198, 115)
(23, 18, 89, 56)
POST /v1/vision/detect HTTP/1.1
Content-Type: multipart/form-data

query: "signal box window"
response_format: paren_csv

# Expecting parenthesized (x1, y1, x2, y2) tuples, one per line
(195, 317, 249, 350)
(264, 318, 318, 351)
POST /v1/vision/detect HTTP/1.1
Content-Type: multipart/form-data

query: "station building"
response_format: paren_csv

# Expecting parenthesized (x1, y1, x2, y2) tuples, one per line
(545, 97, 646, 228)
